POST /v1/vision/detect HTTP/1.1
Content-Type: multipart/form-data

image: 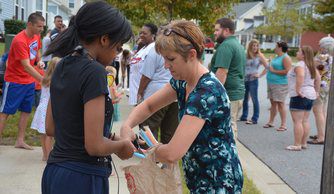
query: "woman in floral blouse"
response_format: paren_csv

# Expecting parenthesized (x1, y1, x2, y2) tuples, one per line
(308, 35, 334, 145)
(121, 20, 243, 193)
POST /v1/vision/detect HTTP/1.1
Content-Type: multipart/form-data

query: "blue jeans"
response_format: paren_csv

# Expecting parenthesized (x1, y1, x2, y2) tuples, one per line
(240, 79, 259, 123)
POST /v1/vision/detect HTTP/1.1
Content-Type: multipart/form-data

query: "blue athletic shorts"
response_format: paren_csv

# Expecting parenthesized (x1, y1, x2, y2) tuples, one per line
(0, 82, 35, 114)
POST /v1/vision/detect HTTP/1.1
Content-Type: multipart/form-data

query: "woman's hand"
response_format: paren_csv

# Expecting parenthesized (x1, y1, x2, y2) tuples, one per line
(297, 91, 305, 98)
(269, 65, 275, 72)
(115, 139, 136, 160)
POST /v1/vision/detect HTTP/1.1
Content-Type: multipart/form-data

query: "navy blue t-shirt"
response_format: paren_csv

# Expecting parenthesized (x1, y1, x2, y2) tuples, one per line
(48, 55, 113, 165)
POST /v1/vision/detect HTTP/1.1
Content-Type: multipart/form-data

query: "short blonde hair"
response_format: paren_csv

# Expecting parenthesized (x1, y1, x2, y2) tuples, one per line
(155, 20, 205, 61)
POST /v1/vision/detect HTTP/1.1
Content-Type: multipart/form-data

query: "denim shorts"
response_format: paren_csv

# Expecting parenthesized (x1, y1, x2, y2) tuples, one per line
(289, 96, 314, 111)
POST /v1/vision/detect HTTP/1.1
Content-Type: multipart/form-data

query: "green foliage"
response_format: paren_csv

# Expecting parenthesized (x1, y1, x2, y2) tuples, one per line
(107, 0, 238, 35)
(305, 0, 334, 34)
(243, 173, 262, 194)
(0, 42, 4, 56)
(287, 47, 298, 57)
(256, 0, 305, 41)
(4, 19, 26, 34)
(260, 48, 274, 54)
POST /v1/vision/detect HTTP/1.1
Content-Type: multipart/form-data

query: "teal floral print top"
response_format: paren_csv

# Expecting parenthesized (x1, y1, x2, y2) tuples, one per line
(170, 72, 243, 193)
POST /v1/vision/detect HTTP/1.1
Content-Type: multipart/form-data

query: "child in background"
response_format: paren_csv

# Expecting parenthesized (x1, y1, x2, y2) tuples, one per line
(31, 57, 61, 161)
(106, 66, 123, 122)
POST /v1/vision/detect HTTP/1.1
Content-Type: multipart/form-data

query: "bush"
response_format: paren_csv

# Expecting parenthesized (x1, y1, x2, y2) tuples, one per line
(260, 49, 274, 54)
(287, 47, 298, 57)
(4, 19, 26, 34)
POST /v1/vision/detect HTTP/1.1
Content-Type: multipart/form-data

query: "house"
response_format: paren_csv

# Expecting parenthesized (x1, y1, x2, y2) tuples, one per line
(231, 1, 280, 49)
(0, 0, 48, 34)
(0, 0, 85, 34)
(47, 0, 85, 29)
(298, 0, 334, 51)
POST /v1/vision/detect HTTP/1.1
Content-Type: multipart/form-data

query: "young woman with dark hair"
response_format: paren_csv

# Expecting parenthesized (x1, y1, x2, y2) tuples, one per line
(42, 2, 135, 193)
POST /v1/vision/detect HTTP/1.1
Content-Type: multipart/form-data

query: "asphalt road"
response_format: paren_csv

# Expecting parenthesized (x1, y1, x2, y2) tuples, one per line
(237, 75, 323, 194)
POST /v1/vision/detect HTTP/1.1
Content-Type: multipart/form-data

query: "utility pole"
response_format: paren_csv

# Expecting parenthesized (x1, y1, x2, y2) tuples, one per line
(321, 59, 334, 193)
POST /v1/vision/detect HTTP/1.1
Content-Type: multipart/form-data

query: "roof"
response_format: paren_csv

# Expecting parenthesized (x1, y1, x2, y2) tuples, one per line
(233, 1, 263, 18)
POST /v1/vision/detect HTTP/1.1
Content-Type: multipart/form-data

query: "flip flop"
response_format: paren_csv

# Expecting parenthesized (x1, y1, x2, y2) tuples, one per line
(263, 123, 274, 128)
(246, 120, 257, 125)
(309, 135, 318, 140)
(307, 139, 324, 145)
(276, 126, 287, 131)
(286, 145, 302, 151)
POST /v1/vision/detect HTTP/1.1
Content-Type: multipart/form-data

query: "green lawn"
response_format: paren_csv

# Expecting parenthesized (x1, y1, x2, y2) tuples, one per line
(0, 109, 40, 146)
(0, 42, 4, 55)
(2, 111, 261, 194)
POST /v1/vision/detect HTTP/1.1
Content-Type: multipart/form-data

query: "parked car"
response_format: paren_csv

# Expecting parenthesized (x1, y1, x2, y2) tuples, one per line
(204, 37, 214, 54)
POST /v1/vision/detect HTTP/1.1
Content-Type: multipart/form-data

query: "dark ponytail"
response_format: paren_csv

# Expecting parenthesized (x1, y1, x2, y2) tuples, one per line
(45, 1, 132, 57)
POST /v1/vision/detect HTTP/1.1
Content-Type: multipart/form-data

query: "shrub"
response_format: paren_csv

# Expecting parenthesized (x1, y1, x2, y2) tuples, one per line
(287, 47, 298, 57)
(260, 49, 274, 54)
(4, 19, 26, 35)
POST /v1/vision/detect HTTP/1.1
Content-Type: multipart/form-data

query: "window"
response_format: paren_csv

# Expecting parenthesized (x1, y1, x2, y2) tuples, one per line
(69, 0, 74, 8)
(15, 1, 19, 20)
(0, 2, 2, 15)
(48, 5, 58, 15)
(265, 35, 273, 43)
(21, 7, 24, 20)
(36, 0, 43, 11)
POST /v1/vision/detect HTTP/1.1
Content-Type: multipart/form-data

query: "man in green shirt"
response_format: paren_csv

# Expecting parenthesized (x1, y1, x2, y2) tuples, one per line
(210, 17, 246, 139)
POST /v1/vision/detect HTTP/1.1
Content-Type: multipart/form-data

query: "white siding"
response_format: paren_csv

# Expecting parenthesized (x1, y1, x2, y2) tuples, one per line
(236, 3, 263, 32)
(0, 0, 14, 33)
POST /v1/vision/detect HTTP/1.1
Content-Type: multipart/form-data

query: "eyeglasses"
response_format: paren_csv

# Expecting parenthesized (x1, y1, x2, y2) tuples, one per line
(163, 28, 199, 53)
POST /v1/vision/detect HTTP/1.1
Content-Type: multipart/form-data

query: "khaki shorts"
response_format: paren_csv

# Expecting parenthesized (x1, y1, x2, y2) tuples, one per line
(314, 88, 329, 106)
(140, 102, 179, 144)
(267, 84, 288, 102)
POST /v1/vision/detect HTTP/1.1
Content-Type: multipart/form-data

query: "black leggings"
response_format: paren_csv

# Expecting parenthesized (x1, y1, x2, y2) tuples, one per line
(112, 61, 120, 86)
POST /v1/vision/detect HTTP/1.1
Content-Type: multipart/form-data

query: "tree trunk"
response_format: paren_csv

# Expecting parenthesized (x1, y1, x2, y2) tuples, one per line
(320, 59, 334, 193)
(167, 3, 173, 22)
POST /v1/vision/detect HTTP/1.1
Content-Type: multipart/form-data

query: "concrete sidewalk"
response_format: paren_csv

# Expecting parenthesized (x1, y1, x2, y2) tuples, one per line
(0, 96, 295, 194)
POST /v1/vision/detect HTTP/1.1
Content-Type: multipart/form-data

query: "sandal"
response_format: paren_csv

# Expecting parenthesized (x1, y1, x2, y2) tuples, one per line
(276, 126, 287, 131)
(286, 145, 302, 151)
(246, 120, 257, 125)
(309, 135, 318, 140)
(301, 144, 307, 149)
(307, 139, 324, 145)
(263, 123, 274, 128)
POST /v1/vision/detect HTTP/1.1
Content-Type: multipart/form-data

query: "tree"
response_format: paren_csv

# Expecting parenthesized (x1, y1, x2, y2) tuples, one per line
(256, 0, 304, 41)
(106, 0, 238, 35)
(305, 0, 334, 34)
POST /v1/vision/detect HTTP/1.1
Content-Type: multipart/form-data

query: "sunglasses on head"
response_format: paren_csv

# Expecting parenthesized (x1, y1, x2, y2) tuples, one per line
(162, 28, 199, 53)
